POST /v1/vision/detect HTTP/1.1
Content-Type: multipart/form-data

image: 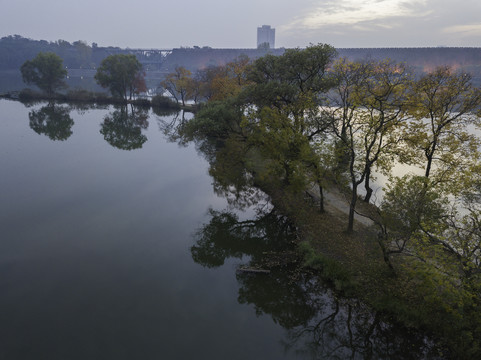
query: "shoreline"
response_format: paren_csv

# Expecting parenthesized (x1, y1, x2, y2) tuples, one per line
(0, 90, 198, 112)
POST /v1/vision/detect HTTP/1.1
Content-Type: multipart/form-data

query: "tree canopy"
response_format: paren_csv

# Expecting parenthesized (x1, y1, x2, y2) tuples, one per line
(160, 66, 192, 106)
(95, 54, 146, 101)
(20, 52, 67, 95)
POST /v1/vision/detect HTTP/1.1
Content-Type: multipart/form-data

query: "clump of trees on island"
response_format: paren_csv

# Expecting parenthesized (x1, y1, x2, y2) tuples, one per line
(172, 45, 481, 357)
(186, 45, 481, 276)
(16, 52, 178, 108)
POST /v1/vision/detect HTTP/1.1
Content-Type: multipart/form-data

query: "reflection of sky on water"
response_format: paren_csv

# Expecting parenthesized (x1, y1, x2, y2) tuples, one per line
(0, 99, 445, 359)
(0, 100, 290, 359)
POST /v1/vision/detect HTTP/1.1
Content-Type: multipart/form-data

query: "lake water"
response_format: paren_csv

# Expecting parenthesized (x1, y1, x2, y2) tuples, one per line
(0, 99, 442, 359)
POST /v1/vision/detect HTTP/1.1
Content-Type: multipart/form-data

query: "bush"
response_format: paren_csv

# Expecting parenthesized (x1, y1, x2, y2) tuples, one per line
(299, 241, 355, 294)
(18, 88, 45, 101)
(131, 98, 151, 108)
(66, 89, 97, 102)
(151, 95, 180, 110)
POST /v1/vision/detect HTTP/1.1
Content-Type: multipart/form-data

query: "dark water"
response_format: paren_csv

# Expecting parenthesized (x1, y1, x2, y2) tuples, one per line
(0, 100, 441, 359)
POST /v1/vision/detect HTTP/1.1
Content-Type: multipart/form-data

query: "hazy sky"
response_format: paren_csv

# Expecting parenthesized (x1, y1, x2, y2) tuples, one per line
(1, 0, 481, 49)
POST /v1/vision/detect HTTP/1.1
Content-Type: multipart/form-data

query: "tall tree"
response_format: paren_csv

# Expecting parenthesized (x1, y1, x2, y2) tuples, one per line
(328, 59, 411, 232)
(405, 66, 481, 189)
(239, 44, 336, 197)
(160, 66, 192, 106)
(192, 56, 252, 103)
(247, 44, 337, 120)
(242, 44, 337, 198)
(95, 54, 145, 101)
(20, 52, 67, 95)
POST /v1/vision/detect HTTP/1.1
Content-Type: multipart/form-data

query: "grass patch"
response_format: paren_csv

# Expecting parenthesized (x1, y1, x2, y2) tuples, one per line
(252, 176, 477, 359)
(299, 241, 355, 294)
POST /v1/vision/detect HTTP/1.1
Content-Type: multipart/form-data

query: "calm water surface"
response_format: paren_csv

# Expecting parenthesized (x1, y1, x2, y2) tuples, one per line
(0, 99, 441, 359)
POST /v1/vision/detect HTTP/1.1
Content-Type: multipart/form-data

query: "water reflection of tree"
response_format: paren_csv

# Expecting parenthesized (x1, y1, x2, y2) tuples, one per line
(28, 103, 74, 141)
(68, 102, 109, 115)
(100, 105, 148, 150)
(156, 110, 188, 144)
(280, 279, 442, 359)
(191, 208, 297, 268)
(192, 209, 442, 359)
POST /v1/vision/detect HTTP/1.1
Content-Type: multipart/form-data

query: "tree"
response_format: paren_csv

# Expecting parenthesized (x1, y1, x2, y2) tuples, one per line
(327, 59, 411, 232)
(246, 44, 337, 117)
(20, 52, 67, 95)
(160, 66, 192, 106)
(194, 65, 224, 101)
(380, 175, 481, 321)
(193, 56, 252, 102)
(95, 54, 145, 101)
(405, 66, 481, 189)
(242, 44, 337, 193)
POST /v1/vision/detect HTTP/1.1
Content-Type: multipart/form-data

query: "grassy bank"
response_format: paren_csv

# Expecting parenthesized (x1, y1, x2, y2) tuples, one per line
(253, 176, 479, 359)
(224, 143, 472, 358)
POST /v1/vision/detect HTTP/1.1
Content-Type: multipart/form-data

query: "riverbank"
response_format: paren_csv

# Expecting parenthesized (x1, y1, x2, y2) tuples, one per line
(0, 89, 199, 112)
(175, 93, 481, 358)
(253, 174, 479, 359)
(215, 137, 474, 359)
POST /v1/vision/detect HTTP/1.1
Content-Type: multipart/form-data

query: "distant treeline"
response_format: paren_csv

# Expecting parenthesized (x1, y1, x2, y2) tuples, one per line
(0, 35, 124, 70)
(3, 35, 481, 83)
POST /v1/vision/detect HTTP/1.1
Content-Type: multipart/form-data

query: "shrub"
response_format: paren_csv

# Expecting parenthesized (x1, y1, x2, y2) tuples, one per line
(151, 95, 180, 110)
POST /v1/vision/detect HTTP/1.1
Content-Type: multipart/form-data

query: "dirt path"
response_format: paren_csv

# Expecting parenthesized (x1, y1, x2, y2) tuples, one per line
(307, 184, 375, 227)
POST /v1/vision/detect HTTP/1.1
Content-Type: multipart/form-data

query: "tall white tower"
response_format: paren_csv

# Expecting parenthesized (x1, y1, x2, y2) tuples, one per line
(257, 25, 275, 49)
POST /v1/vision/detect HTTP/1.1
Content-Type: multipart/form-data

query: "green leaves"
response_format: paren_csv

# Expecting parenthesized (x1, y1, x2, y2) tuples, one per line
(20, 52, 67, 95)
(246, 44, 336, 112)
(95, 54, 144, 101)
(405, 66, 481, 183)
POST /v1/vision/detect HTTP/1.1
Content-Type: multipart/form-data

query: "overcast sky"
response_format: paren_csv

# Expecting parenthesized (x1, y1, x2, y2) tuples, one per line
(1, 0, 481, 49)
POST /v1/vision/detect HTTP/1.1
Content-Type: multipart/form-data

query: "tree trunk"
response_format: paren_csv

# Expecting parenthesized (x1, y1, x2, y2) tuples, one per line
(363, 167, 373, 203)
(377, 231, 395, 272)
(319, 182, 325, 213)
(348, 184, 357, 233)
(180, 90, 186, 107)
(425, 155, 433, 178)
(425, 140, 436, 178)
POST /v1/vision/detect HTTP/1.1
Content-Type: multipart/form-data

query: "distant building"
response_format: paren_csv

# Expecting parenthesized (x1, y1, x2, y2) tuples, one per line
(257, 25, 275, 49)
